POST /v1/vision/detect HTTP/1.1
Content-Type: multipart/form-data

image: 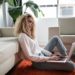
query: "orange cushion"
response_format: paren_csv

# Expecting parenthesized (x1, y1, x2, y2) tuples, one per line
(17, 60, 32, 69)
(12, 60, 32, 75)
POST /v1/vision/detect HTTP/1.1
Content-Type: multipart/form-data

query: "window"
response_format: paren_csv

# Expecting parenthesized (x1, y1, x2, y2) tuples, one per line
(22, 0, 75, 18)
(22, 0, 58, 18)
(58, 0, 75, 18)
(60, 7, 73, 16)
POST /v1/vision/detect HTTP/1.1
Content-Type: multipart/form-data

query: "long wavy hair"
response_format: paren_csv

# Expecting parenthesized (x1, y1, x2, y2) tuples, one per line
(14, 14, 36, 39)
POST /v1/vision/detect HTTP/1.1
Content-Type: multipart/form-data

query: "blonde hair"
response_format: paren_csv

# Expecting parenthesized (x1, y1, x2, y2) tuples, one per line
(14, 14, 35, 39)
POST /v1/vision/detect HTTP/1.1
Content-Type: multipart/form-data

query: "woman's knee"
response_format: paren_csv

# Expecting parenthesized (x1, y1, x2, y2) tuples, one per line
(51, 36, 60, 41)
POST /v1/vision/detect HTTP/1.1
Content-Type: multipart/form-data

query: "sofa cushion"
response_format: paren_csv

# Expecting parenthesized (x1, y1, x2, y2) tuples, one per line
(0, 30, 2, 37)
(0, 41, 19, 64)
(60, 35, 75, 44)
(0, 27, 15, 37)
(0, 37, 18, 41)
(59, 18, 75, 35)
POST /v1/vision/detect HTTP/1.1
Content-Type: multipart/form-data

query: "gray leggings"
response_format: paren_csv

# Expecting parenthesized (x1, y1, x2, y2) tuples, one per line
(33, 36, 75, 71)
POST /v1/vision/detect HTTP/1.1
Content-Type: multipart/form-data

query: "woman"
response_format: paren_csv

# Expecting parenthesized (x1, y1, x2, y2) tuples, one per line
(14, 13, 75, 71)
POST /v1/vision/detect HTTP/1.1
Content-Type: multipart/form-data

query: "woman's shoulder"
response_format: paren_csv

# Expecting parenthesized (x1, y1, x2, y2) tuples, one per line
(19, 33, 33, 41)
(18, 33, 28, 40)
(19, 33, 37, 42)
(19, 33, 27, 37)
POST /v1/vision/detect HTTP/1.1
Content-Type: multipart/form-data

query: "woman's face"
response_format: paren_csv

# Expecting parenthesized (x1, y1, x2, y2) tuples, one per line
(27, 17, 34, 30)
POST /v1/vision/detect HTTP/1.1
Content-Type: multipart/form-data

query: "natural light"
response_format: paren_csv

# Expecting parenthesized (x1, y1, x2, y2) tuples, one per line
(22, 0, 75, 18)
(22, 0, 57, 18)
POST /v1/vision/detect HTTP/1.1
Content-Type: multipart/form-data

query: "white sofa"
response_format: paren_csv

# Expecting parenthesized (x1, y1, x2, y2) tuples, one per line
(59, 17, 75, 50)
(48, 17, 75, 50)
(0, 27, 19, 75)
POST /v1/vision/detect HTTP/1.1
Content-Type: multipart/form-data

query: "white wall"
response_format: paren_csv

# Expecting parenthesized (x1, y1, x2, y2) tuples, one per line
(36, 18, 58, 45)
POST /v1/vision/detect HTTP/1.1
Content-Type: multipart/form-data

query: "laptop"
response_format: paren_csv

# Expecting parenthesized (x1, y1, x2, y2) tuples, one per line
(47, 44, 74, 63)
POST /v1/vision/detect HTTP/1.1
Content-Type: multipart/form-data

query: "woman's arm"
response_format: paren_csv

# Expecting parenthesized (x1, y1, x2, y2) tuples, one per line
(28, 54, 51, 62)
(29, 54, 60, 62)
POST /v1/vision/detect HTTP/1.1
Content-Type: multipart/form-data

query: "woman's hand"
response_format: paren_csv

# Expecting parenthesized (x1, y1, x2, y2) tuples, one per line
(49, 54, 60, 61)
(53, 51, 62, 57)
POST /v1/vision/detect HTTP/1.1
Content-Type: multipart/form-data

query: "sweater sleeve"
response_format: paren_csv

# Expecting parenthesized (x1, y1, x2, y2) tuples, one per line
(19, 33, 50, 62)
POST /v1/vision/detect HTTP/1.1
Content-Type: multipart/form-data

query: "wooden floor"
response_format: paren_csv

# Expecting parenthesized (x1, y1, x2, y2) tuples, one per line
(6, 57, 75, 75)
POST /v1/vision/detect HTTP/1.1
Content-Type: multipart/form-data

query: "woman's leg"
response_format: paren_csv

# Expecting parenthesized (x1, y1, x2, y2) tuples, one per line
(44, 36, 67, 56)
(32, 60, 75, 71)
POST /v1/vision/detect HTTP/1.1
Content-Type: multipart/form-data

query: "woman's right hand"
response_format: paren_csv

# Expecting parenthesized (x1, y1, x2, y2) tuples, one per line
(49, 54, 60, 61)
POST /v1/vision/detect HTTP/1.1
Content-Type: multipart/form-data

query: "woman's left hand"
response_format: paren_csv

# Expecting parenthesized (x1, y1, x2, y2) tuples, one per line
(53, 51, 62, 57)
